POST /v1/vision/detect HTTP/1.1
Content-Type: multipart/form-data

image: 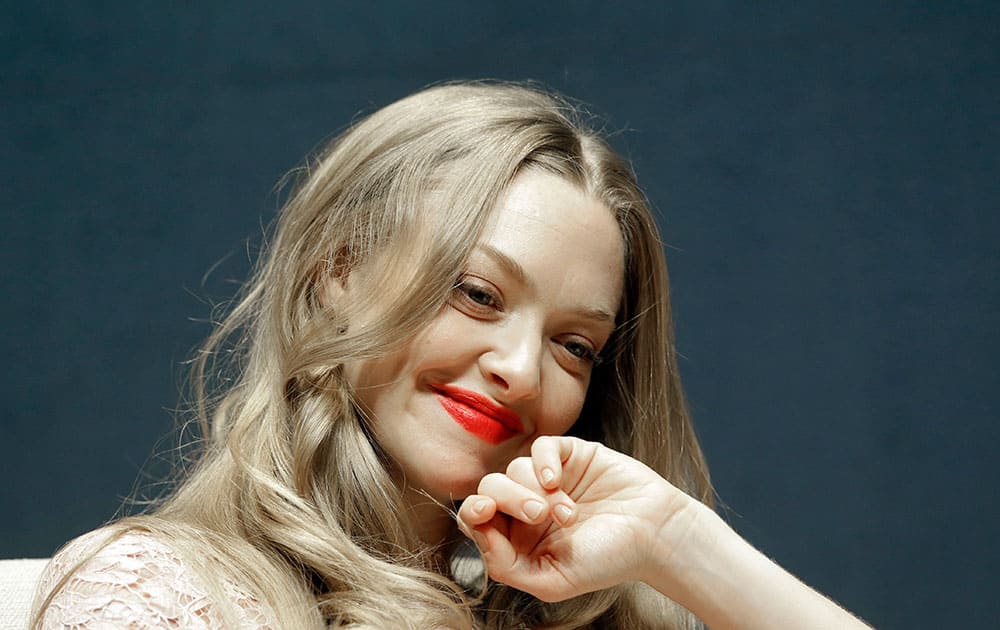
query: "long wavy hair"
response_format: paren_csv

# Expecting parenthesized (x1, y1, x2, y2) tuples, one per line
(34, 82, 713, 629)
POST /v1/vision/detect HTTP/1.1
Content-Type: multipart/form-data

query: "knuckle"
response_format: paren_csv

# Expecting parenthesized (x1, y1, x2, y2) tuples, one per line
(535, 434, 555, 448)
(505, 456, 532, 477)
(478, 472, 507, 491)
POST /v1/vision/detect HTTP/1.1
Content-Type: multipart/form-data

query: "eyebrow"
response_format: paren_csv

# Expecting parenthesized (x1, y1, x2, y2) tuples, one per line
(479, 243, 528, 284)
(476, 244, 618, 325)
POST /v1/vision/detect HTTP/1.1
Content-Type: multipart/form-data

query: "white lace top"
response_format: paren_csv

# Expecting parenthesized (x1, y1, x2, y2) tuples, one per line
(37, 530, 277, 629)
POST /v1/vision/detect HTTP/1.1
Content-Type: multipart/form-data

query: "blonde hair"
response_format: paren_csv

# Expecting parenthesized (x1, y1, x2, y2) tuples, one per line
(34, 82, 712, 629)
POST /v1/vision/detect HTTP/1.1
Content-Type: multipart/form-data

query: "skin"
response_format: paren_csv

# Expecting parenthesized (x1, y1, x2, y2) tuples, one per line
(457, 436, 680, 601)
(337, 168, 624, 545)
(457, 436, 873, 629)
(338, 168, 870, 628)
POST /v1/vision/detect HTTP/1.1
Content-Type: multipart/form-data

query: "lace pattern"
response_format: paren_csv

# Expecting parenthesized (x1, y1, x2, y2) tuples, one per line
(37, 529, 276, 629)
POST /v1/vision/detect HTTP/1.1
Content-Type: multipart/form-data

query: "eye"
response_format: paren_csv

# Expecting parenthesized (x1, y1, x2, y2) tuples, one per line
(559, 338, 600, 365)
(464, 284, 496, 307)
(451, 276, 503, 316)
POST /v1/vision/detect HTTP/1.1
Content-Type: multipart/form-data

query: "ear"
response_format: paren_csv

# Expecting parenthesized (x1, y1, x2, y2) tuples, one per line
(319, 274, 347, 308)
(317, 247, 353, 308)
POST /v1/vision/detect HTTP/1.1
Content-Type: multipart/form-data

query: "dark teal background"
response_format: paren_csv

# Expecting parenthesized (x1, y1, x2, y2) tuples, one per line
(3, 2, 997, 627)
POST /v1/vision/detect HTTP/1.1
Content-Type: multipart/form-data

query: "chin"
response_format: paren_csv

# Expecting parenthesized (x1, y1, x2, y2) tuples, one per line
(414, 469, 488, 505)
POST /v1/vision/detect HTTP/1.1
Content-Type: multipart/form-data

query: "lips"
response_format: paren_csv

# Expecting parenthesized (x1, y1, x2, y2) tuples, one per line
(432, 384, 524, 444)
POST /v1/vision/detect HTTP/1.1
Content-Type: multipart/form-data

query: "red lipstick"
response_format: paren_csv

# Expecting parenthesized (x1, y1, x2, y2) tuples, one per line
(433, 384, 524, 444)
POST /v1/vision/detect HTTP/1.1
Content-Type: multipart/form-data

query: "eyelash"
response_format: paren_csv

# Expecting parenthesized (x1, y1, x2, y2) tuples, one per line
(451, 276, 602, 366)
(562, 340, 600, 364)
(452, 277, 501, 313)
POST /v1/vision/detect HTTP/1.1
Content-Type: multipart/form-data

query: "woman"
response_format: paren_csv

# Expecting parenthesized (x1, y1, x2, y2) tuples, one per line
(33, 82, 868, 628)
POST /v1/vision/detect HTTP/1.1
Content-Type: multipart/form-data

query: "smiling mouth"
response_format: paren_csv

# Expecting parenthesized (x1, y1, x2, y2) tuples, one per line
(432, 385, 523, 444)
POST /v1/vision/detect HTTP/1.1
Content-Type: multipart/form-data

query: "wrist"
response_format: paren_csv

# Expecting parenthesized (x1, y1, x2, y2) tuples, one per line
(640, 494, 723, 603)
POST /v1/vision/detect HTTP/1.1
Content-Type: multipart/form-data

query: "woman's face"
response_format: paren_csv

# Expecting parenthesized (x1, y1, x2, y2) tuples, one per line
(344, 168, 625, 503)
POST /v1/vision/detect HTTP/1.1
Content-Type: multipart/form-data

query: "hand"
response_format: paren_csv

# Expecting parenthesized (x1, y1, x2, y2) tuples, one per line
(456, 436, 693, 602)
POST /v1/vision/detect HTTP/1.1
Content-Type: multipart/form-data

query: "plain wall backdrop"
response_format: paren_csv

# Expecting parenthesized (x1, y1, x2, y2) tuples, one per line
(2, 2, 997, 628)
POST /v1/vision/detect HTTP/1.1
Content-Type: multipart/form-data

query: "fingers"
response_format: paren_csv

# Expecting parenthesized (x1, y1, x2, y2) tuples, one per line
(530, 435, 599, 490)
(457, 438, 597, 548)
(477, 471, 551, 524)
(455, 495, 505, 556)
(456, 494, 497, 528)
(493, 455, 578, 526)
(530, 435, 565, 490)
(470, 517, 515, 574)
(505, 455, 576, 527)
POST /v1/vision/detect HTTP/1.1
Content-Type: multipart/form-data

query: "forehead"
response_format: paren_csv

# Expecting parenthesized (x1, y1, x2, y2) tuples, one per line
(478, 169, 625, 312)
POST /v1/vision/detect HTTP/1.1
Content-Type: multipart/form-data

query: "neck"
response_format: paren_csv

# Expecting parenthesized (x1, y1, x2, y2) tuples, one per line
(402, 486, 458, 565)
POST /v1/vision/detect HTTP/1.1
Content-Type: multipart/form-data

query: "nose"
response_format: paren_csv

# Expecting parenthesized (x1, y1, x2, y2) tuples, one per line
(478, 319, 543, 402)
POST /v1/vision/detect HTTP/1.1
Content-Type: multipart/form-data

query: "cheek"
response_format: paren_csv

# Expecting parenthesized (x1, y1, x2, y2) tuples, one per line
(344, 305, 465, 387)
(409, 310, 484, 366)
(537, 375, 591, 437)
(344, 359, 389, 420)
(345, 354, 400, 393)
(343, 342, 415, 415)
(346, 311, 473, 401)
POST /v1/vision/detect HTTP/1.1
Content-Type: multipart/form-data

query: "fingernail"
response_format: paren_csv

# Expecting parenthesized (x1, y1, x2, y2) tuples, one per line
(541, 467, 556, 485)
(471, 530, 490, 553)
(523, 500, 545, 520)
(554, 503, 573, 525)
(473, 500, 489, 514)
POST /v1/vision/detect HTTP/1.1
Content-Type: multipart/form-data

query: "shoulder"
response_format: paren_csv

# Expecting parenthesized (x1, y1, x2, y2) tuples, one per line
(37, 527, 275, 629)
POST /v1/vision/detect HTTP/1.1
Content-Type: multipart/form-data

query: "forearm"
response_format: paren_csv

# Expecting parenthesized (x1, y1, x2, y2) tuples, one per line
(644, 500, 871, 630)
